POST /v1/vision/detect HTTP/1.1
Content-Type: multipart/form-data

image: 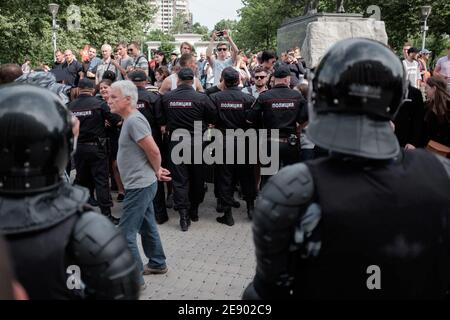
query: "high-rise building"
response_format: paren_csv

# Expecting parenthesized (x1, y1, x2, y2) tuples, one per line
(149, 0, 192, 33)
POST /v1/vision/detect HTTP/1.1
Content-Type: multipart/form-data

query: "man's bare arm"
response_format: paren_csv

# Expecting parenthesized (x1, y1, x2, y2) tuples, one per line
(159, 76, 172, 95)
(225, 30, 239, 63)
(206, 32, 217, 66)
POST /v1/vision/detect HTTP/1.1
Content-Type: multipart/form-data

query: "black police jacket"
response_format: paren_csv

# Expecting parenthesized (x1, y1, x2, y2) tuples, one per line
(394, 85, 425, 147)
(0, 182, 140, 300)
(244, 150, 450, 300)
(136, 87, 164, 139)
(209, 86, 256, 130)
(68, 94, 119, 143)
(246, 84, 307, 136)
(161, 84, 217, 133)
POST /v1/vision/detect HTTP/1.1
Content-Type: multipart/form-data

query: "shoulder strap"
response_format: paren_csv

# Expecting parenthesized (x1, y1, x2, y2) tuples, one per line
(134, 56, 141, 67)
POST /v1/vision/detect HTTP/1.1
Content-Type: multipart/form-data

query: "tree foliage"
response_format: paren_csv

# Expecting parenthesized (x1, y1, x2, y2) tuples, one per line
(234, 0, 450, 54)
(214, 19, 238, 34)
(170, 12, 191, 34)
(0, 0, 155, 65)
(233, 0, 303, 52)
(158, 42, 176, 59)
(147, 29, 176, 42)
(192, 22, 209, 37)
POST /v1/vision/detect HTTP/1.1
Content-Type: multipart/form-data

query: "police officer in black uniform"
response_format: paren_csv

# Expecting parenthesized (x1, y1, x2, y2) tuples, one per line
(247, 64, 307, 184)
(161, 68, 217, 231)
(128, 70, 169, 224)
(209, 67, 257, 225)
(69, 79, 120, 224)
(0, 85, 140, 299)
(243, 38, 450, 300)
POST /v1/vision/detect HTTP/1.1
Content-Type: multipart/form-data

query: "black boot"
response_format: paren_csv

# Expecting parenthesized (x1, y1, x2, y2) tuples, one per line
(179, 209, 189, 231)
(232, 198, 241, 208)
(246, 200, 254, 220)
(216, 207, 234, 226)
(101, 207, 120, 226)
(156, 214, 169, 225)
(166, 193, 173, 209)
(216, 198, 224, 213)
(189, 205, 199, 222)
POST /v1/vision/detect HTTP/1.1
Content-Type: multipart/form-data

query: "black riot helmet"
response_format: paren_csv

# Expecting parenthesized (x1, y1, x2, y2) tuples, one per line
(0, 85, 73, 194)
(306, 38, 408, 159)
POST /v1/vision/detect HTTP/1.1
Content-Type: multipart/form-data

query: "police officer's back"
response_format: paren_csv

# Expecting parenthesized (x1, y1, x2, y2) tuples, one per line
(69, 78, 119, 144)
(247, 65, 307, 169)
(162, 68, 216, 134)
(243, 39, 450, 300)
(209, 67, 257, 225)
(68, 79, 119, 223)
(128, 70, 164, 140)
(161, 68, 217, 231)
(0, 85, 140, 299)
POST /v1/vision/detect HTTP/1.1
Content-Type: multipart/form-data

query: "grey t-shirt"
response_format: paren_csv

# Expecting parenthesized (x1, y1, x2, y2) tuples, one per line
(212, 58, 233, 86)
(117, 111, 157, 189)
(118, 57, 134, 80)
(133, 54, 149, 74)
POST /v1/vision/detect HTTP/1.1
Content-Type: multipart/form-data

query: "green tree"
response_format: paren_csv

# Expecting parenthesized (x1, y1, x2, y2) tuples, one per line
(192, 22, 209, 36)
(233, 0, 303, 52)
(158, 42, 176, 59)
(327, 0, 450, 52)
(214, 19, 238, 33)
(170, 12, 191, 34)
(147, 29, 175, 42)
(234, 0, 450, 54)
(0, 0, 155, 65)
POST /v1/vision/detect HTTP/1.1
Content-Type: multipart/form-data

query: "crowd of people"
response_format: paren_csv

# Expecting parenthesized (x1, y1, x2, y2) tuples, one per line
(0, 32, 449, 300)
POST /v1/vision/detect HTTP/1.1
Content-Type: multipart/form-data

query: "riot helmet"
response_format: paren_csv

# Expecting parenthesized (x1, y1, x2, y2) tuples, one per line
(307, 38, 408, 159)
(0, 85, 73, 194)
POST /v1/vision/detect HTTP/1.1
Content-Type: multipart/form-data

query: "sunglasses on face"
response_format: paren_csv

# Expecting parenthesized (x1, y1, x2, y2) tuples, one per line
(127, 48, 134, 52)
(217, 48, 227, 52)
(255, 76, 266, 80)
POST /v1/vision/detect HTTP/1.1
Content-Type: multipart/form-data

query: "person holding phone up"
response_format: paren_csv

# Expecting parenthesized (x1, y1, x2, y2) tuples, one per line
(206, 30, 240, 86)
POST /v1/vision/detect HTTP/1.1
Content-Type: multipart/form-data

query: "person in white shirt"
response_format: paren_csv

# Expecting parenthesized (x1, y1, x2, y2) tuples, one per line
(402, 47, 421, 89)
(435, 45, 450, 93)
(206, 30, 239, 86)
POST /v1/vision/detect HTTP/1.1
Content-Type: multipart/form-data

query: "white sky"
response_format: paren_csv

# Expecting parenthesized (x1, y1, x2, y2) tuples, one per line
(188, 0, 243, 30)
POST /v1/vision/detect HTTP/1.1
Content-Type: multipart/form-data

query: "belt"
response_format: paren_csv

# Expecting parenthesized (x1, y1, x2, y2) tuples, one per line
(270, 134, 299, 146)
(78, 142, 98, 146)
(270, 137, 289, 143)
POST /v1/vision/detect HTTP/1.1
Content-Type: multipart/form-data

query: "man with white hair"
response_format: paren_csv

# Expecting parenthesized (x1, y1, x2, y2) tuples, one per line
(109, 80, 171, 287)
(95, 44, 118, 84)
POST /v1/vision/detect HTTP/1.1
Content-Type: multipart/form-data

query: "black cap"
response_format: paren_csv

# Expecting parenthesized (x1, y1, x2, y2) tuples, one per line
(102, 70, 116, 81)
(407, 47, 420, 54)
(178, 68, 194, 81)
(274, 65, 291, 78)
(222, 67, 240, 82)
(78, 78, 95, 89)
(128, 70, 147, 82)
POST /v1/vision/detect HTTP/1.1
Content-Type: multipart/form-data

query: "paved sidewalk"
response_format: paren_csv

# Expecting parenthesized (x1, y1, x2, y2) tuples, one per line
(110, 185, 256, 300)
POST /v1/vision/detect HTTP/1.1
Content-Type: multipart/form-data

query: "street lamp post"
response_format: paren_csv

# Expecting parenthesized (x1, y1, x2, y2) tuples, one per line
(420, 5, 432, 51)
(48, 3, 59, 59)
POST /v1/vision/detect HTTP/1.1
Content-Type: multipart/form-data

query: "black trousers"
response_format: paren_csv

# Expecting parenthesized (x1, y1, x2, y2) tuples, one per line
(169, 140, 205, 211)
(74, 144, 112, 212)
(153, 133, 168, 220)
(216, 139, 257, 208)
(261, 140, 301, 187)
(217, 162, 256, 209)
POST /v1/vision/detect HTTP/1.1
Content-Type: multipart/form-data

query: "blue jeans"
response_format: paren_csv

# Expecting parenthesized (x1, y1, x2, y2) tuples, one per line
(119, 182, 166, 284)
